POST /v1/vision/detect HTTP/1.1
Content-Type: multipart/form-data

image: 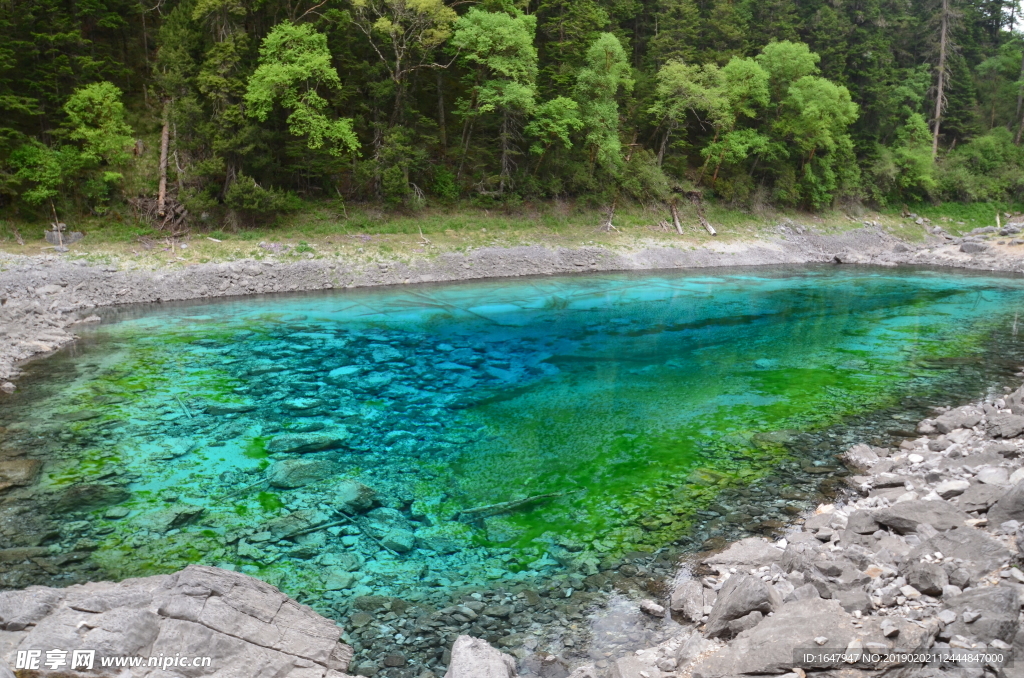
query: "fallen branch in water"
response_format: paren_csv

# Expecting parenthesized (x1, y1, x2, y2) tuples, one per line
(456, 491, 570, 523)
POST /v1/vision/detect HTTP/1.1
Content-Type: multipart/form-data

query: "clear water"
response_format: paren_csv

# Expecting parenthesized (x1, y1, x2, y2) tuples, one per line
(3, 265, 1024, 618)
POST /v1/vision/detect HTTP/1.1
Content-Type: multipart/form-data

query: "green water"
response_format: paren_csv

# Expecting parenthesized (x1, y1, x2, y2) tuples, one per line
(3, 265, 1024, 612)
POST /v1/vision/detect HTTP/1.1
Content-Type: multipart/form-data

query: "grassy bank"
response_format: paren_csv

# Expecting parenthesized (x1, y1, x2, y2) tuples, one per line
(1, 199, 1020, 268)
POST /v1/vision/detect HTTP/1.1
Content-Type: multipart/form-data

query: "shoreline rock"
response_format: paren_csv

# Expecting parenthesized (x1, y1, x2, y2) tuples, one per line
(0, 564, 354, 678)
(442, 382, 1024, 678)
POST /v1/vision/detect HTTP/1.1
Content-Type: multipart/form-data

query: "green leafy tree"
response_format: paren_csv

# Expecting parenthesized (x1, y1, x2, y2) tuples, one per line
(350, 0, 457, 125)
(451, 8, 538, 191)
(649, 61, 728, 166)
(525, 96, 584, 168)
(245, 21, 359, 157)
(573, 33, 634, 174)
(775, 75, 859, 206)
(11, 81, 133, 207)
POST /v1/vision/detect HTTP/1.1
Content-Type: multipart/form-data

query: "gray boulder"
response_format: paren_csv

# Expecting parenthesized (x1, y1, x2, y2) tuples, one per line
(960, 241, 990, 254)
(874, 500, 970, 534)
(958, 483, 1006, 512)
(670, 579, 710, 622)
(935, 407, 983, 434)
(704, 574, 782, 639)
(846, 510, 880, 534)
(907, 527, 1010, 584)
(267, 459, 333, 489)
(691, 598, 935, 678)
(989, 414, 1024, 439)
(0, 565, 353, 678)
(1006, 385, 1024, 415)
(988, 481, 1024, 525)
(703, 538, 784, 571)
(942, 587, 1020, 644)
(444, 635, 517, 678)
(843, 444, 879, 471)
(905, 562, 948, 596)
(55, 483, 131, 512)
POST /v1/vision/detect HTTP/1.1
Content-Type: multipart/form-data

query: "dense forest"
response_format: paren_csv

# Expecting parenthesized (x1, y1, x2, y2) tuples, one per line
(0, 0, 1023, 228)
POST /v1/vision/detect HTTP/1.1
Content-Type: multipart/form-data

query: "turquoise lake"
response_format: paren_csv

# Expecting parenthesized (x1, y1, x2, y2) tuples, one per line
(3, 265, 1024, 622)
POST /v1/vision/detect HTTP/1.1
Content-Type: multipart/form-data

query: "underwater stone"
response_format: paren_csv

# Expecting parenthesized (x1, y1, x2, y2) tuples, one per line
(357, 372, 394, 392)
(380, 528, 416, 553)
(266, 431, 349, 454)
(267, 459, 333, 489)
(55, 483, 130, 512)
(282, 398, 325, 411)
(264, 509, 327, 539)
(335, 480, 377, 513)
(0, 459, 41, 490)
(204, 402, 256, 415)
(132, 505, 205, 533)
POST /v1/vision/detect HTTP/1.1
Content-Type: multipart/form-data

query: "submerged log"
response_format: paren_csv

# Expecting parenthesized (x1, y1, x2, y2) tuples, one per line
(456, 491, 567, 523)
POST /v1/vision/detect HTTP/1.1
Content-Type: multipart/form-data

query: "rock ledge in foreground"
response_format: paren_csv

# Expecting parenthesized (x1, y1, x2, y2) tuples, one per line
(0, 564, 354, 678)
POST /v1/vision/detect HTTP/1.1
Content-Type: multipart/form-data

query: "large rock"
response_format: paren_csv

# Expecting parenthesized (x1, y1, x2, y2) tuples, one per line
(958, 483, 1006, 512)
(268, 459, 333, 489)
(904, 562, 948, 596)
(266, 431, 349, 454)
(335, 479, 376, 513)
(0, 459, 41, 491)
(989, 414, 1024, 439)
(988, 481, 1024, 525)
(874, 500, 970, 534)
(907, 527, 1010, 583)
(54, 483, 131, 512)
(444, 635, 517, 678)
(692, 598, 936, 678)
(670, 579, 711, 623)
(942, 587, 1020, 644)
(703, 538, 784, 571)
(934, 407, 982, 434)
(704, 574, 782, 639)
(843, 444, 879, 471)
(0, 565, 353, 678)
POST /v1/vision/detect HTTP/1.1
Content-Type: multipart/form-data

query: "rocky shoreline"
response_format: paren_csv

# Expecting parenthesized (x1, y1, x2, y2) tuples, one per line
(450, 385, 1024, 678)
(4, 218, 1024, 388)
(2, 220, 1024, 678)
(3, 370, 1023, 678)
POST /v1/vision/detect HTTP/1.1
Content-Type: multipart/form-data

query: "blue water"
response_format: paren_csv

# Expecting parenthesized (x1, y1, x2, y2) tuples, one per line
(2, 265, 1024, 617)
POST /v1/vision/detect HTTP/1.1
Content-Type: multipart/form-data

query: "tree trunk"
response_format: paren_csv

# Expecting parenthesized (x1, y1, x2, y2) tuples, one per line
(157, 101, 171, 218)
(657, 121, 674, 167)
(499, 111, 510, 194)
(436, 70, 447, 152)
(932, 0, 949, 158)
(1014, 49, 1024, 144)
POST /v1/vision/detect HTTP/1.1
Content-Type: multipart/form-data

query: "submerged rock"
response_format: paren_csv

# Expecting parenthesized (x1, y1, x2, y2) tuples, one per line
(267, 458, 333, 489)
(0, 458, 41, 491)
(54, 483, 130, 512)
(335, 479, 377, 513)
(204, 401, 256, 415)
(266, 430, 349, 454)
